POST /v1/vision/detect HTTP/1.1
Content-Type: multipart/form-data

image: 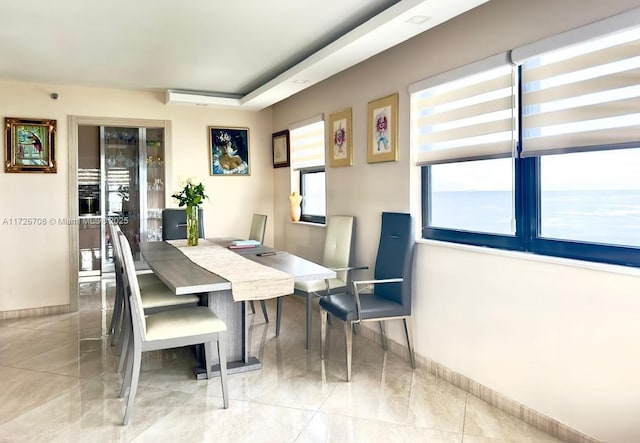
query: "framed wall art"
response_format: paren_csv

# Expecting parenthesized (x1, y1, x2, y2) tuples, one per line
(209, 126, 250, 175)
(367, 93, 398, 163)
(272, 129, 290, 168)
(5, 117, 57, 173)
(328, 108, 352, 167)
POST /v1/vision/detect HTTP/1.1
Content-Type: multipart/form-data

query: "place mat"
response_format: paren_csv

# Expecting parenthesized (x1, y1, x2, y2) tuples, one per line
(167, 239, 293, 302)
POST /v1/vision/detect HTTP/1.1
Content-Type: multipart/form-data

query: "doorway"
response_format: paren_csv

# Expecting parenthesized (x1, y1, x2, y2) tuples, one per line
(68, 116, 171, 312)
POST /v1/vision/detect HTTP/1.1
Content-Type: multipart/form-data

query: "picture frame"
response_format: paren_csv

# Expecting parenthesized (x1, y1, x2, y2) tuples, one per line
(209, 126, 250, 175)
(367, 93, 398, 163)
(5, 117, 57, 173)
(328, 108, 353, 167)
(272, 130, 290, 168)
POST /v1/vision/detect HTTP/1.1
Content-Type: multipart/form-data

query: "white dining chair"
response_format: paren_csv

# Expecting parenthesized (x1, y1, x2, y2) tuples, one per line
(108, 221, 200, 373)
(275, 215, 364, 348)
(247, 214, 269, 322)
(107, 221, 166, 346)
(116, 230, 229, 425)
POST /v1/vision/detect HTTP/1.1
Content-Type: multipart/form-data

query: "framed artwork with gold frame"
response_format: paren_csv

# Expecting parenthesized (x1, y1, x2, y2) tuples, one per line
(5, 117, 57, 173)
(328, 108, 352, 167)
(367, 93, 398, 163)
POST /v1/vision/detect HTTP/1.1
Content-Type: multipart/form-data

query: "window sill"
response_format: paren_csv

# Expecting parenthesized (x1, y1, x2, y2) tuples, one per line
(290, 220, 326, 228)
(417, 238, 640, 277)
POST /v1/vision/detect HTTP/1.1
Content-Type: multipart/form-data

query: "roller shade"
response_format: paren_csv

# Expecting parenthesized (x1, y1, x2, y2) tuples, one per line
(410, 53, 517, 165)
(290, 115, 325, 169)
(516, 10, 640, 156)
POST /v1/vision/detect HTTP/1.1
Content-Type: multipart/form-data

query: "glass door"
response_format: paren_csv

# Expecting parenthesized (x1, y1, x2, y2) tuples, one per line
(143, 127, 165, 242)
(101, 127, 141, 271)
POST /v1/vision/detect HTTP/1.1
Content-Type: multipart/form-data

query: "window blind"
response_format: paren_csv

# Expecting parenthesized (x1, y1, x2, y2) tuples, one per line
(410, 53, 517, 165)
(514, 8, 640, 156)
(290, 116, 325, 169)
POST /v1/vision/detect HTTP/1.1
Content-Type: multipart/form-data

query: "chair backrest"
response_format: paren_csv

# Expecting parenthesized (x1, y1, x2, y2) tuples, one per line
(322, 215, 355, 284)
(162, 208, 204, 240)
(248, 214, 267, 243)
(374, 212, 414, 310)
(116, 230, 147, 341)
(108, 220, 125, 285)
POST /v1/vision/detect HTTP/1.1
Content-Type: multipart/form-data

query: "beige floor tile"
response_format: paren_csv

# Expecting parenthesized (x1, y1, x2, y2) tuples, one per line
(9, 340, 80, 377)
(131, 395, 314, 443)
(0, 327, 76, 367)
(295, 412, 463, 443)
(0, 366, 79, 425)
(0, 378, 191, 443)
(0, 312, 79, 336)
(463, 395, 561, 442)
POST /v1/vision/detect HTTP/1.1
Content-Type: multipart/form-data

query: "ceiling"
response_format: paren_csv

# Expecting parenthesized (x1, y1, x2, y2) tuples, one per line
(0, 0, 488, 110)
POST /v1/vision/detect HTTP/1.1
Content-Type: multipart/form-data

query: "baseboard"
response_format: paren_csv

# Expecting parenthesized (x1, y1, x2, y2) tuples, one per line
(356, 324, 599, 443)
(0, 304, 71, 321)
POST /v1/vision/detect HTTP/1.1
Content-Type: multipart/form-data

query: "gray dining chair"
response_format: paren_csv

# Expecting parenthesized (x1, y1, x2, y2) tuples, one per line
(117, 229, 229, 425)
(162, 208, 204, 240)
(108, 221, 199, 374)
(275, 215, 364, 348)
(319, 212, 416, 381)
(248, 214, 269, 323)
(108, 220, 190, 346)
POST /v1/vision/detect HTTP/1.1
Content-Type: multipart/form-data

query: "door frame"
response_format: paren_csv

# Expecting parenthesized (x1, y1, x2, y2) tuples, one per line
(68, 116, 171, 311)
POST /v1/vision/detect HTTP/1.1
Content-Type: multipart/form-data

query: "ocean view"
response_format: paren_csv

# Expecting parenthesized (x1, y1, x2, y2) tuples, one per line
(430, 190, 640, 247)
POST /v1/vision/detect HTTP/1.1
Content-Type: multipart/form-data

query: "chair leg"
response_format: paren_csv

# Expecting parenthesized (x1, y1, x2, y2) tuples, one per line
(204, 341, 212, 380)
(305, 293, 312, 349)
(119, 336, 134, 398)
(275, 297, 282, 336)
(117, 312, 131, 375)
(379, 321, 388, 351)
(403, 317, 416, 369)
(122, 348, 141, 425)
(320, 309, 328, 360)
(217, 333, 229, 409)
(249, 300, 256, 314)
(109, 286, 123, 346)
(345, 321, 353, 382)
(259, 300, 269, 323)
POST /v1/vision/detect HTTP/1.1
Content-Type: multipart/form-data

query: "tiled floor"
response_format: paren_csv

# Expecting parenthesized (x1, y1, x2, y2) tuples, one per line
(0, 278, 561, 443)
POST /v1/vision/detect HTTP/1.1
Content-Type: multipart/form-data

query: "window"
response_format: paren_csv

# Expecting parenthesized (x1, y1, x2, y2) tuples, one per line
(537, 149, 640, 248)
(299, 167, 326, 224)
(412, 54, 519, 248)
(413, 21, 640, 267)
(290, 117, 326, 224)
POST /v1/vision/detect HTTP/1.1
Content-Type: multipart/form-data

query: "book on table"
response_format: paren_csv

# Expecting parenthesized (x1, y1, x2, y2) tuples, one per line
(228, 239, 261, 249)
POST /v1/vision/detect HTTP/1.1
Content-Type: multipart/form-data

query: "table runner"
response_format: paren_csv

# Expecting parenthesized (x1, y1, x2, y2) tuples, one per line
(167, 239, 293, 302)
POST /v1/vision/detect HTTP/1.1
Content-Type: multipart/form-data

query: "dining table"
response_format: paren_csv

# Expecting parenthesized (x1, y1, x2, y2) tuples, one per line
(139, 238, 336, 379)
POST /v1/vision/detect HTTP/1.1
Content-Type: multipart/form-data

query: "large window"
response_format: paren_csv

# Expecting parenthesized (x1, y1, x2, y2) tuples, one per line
(290, 118, 326, 224)
(414, 23, 640, 267)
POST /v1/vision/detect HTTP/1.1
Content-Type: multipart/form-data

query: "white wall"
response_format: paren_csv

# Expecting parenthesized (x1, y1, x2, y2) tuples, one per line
(0, 80, 273, 312)
(271, 0, 640, 441)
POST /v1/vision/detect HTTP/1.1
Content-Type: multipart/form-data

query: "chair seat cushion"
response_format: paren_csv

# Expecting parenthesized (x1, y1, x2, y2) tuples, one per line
(140, 285, 200, 309)
(294, 278, 346, 295)
(145, 306, 226, 341)
(319, 292, 410, 321)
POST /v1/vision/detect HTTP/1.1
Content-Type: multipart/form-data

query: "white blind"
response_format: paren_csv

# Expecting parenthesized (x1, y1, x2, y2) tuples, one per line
(514, 8, 640, 156)
(410, 53, 517, 165)
(290, 117, 325, 169)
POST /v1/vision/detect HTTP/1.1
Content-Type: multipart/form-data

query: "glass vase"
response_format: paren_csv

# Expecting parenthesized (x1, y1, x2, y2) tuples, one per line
(186, 205, 199, 246)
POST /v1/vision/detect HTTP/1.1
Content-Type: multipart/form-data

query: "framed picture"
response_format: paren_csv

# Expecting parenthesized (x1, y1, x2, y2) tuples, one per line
(367, 93, 398, 163)
(5, 117, 57, 173)
(328, 108, 352, 167)
(209, 127, 250, 175)
(272, 130, 290, 168)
